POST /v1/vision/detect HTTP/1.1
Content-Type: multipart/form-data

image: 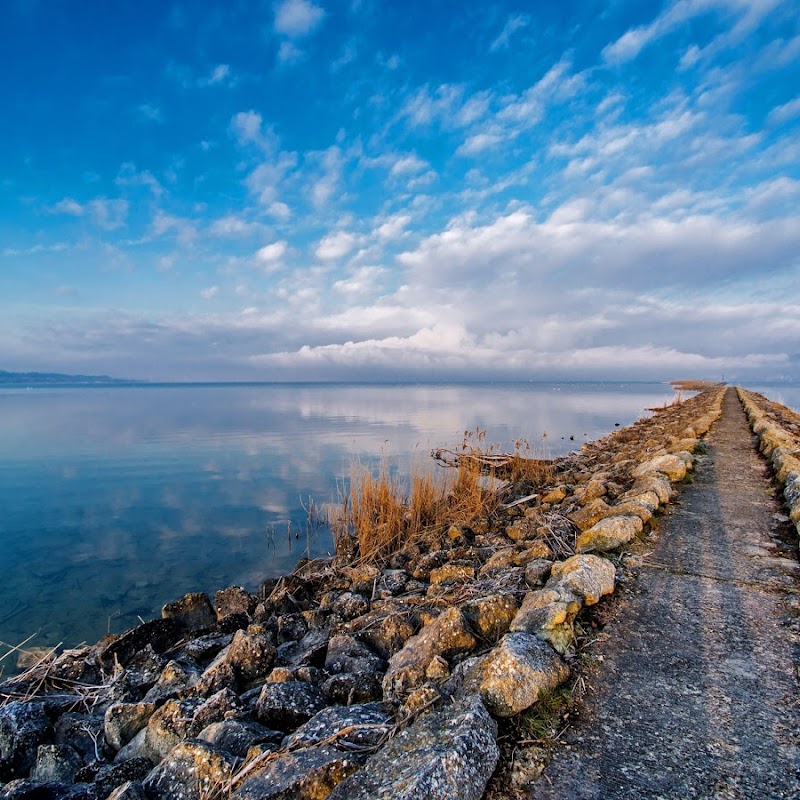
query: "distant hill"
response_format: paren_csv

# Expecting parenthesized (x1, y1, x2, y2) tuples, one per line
(0, 370, 137, 385)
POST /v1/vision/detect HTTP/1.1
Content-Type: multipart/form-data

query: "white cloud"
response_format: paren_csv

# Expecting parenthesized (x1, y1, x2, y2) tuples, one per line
(333, 266, 386, 295)
(137, 103, 164, 123)
(767, 97, 800, 126)
(52, 198, 84, 216)
(316, 230, 357, 259)
(256, 240, 288, 263)
(201, 286, 219, 299)
(456, 133, 503, 156)
(373, 213, 411, 241)
(490, 14, 529, 52)
(389, 154, 428, 177)
(274, 0, 324, 37)
(208, 64, 231, 84)
(210, 215, 264, 237)
(277, 41, 304, 63)
(49, 197, 127, 229)
(116, 163, 163, 197)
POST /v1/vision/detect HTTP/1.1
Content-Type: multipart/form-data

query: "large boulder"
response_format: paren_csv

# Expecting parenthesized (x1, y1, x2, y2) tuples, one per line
(457, 633, 569, 717)
(382, 607, 477, 701)
(143, 739, 234, 800)
(0, 701, 52, 777)
(282, 702, 393, 751)
(631, 454, 687, 482)
(327, 695, 498, 800)
(231, 745, 365, 799)
(509, 588, 581, 653)
(161, 593, 216, 633)
(548, 554, 615, 606)
(575, 515, 643, 553)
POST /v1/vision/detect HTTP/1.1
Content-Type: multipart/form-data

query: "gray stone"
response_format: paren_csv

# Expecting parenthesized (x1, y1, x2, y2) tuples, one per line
(331, 591, 370, 621)
(274, 629, 329, 668)
(524, 559, 554, 587)
(143, 740, 234, 800)
(224, 629, 277, 689)
(54, 712, 110, 762)
(30, 744, 82, 783)
(283, 702, 393, 751)
(323, 634, 386, 676)
(255, 681, 327, 731)
(198, 719, 282, 759)
(231, 745, 364, 800)
(107, 782, 147, 800)
(322, 672, 383, 705)
(0, 701, 52, 777)
(460, 594, 518, 642)
(104, 703, 156, 750)
(327, 695, 498, 800)
(214, 586, 257, 621)
(98, 619, 181, 669)
(382, 607, 477, 701)
(161, 592, 216, 633)
(142, 659, 200, 704)
(631, 453, 687, 482)
(94, 757, 152, 798)
(459, 632, 569, 717)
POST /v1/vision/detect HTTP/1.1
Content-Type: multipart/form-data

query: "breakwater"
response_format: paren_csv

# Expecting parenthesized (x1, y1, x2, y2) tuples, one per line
(0, 387, 728, 799)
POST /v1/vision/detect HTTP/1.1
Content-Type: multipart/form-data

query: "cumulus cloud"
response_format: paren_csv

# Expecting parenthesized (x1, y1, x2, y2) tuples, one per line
(256, 240, 288, 263)
(315, 230, 357, 259)
(274, 0, 324, 37)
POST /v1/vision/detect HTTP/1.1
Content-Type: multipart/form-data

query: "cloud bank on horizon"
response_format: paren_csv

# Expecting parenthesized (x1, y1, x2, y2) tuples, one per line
(1, 0, 798, 382)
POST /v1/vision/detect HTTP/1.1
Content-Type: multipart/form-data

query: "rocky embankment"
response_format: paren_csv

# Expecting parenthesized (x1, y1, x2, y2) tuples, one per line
(0, 387, 725, 800)
(738, 388, 800, 537)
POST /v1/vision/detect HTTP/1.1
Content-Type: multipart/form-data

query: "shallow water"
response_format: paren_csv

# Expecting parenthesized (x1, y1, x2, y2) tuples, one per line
(0, 381, 684, 650)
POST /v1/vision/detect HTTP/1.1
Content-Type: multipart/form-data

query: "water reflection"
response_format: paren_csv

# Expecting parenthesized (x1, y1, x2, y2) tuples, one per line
(0, 382, 678, 649)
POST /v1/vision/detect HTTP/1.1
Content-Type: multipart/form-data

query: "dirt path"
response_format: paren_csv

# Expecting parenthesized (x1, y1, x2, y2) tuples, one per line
(530, 388, 800, 799)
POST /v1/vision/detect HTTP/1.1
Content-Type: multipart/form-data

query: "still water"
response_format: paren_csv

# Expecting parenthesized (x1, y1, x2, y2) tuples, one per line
(0, 380, 776, 651)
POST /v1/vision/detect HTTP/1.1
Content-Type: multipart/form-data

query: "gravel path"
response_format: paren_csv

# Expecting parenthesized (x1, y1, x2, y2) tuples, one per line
(531, 388, 800, 799)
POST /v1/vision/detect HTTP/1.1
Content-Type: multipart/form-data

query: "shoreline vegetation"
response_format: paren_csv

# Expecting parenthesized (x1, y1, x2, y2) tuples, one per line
(6, 381, 799, 799)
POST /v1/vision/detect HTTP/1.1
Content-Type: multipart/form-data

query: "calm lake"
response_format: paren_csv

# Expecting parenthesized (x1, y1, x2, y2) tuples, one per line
(0, 381, 795, 652)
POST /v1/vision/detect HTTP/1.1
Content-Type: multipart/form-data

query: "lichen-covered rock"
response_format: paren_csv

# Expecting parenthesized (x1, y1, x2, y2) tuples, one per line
(458, 633, 568, 717)
(331, 591, 370, 622)
(478, 548, 517, 576)
(508, 588, 581, 654)
(541, 486, 568, 504)
(345, 609, 415, 660)
(0, 779, 72, 799)
(575, 514, 643, 553)
(142, 659, 201, 703)
(382, 607, 477, 701)
(224, 629, 277, 689)
(275, 629, 329, 668)
(97, 619, 181, 669)
(568, 498, 612, 531)
(198, 719, 282, 759)
(429, 564, 475, 586)
(30, 744, 82, 784)
(283, 702, 393, 751)
(324, 634, 386, 676)
(0, 701, 52, 777)
(460, 595, 519, 642)
(231, 744, 365, 799)
(512, 540, 553, 566)
(341, 563, 380, 593)
(322, 671, 384, 705)
(631, 474, 673, 504)
(143, 739, 234, 800)
(161, 592, 216, 633)
(144, 698, 204, 761)
(524, 559, 553, 587)
(548, 554, 616, 606)
(632, 453, 687, 482)
(255, 681, 327, 731)
(54, 712, 110, 762)
(94, 757, 152, 799)
(214, 586, 257, 621)
(327, 695, 498, 800)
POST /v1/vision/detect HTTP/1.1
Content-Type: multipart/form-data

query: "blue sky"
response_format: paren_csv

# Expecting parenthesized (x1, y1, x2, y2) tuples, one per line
(2, 0, 798, 381)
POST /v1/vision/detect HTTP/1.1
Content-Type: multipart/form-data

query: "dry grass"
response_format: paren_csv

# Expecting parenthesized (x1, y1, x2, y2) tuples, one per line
(331, 429, 553, 564)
